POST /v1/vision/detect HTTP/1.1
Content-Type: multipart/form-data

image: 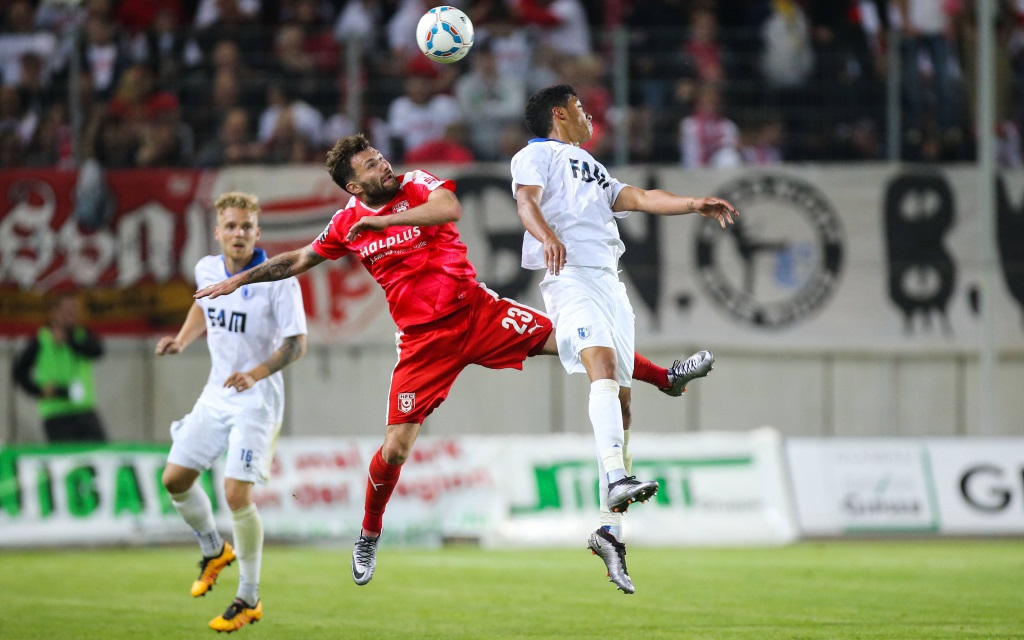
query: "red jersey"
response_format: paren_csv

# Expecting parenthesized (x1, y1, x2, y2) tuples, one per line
(311, 170, 479, 330)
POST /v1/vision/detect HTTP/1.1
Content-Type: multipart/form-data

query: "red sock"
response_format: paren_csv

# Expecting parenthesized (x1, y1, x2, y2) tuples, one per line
(633, 352, 669, 389)
(362, 447, 402, 535)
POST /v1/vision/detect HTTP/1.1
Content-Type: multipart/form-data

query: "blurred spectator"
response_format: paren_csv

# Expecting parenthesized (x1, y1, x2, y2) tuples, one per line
(258, 83, 323, 161)
(196, 106, 264, 166)
(194, 0, 261, 29)
(806, 0, 886, 160)
(404, 121, 476, 164)
(679, 83, 741, 168)
(12, 293, 108, 443)
(0, 129, 24, 167)
(108, 63, 193, 165)
(117, 0, 184, 35)
(334, 0, 383, 55)
(16, 52, 58, 117)
(896, 0, 964, 158)
(757, 0, 815, 159)
(24, 103, 75, 167)
(0, 84, 37, 148)
(475, 0, 534, 87)
(530, 0, 592, 58)
(387, 0, 428, 60)
(258, 82, 323, 144)
(130, 5, 203, 91)
(272, 22, 335, 110)
(684, 6, 725, 86)
(77, 14, 129, 101)
(195, 0, 267, 65)
(386, 58, 462, 161)
(0, 0, 58, 87)
(741, 113, 784, 165)
(454, 41, 525, 160)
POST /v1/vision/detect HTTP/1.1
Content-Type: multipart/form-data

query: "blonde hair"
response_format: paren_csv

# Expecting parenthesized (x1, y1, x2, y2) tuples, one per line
(214, 191, 260, 218)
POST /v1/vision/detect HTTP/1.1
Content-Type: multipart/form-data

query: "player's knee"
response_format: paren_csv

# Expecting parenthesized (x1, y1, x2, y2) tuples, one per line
(381, 442, 411, 466)
(161, 467, 192, 495)
(224, 481, 253, 511)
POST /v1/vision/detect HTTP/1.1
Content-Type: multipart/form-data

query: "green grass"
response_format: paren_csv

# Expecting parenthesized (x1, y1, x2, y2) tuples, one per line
(2, 540, 1023, 639)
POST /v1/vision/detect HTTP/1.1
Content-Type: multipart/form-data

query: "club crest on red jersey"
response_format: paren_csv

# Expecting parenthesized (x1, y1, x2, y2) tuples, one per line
(397, 392, 416, 413)
(393, 200, 409, 214)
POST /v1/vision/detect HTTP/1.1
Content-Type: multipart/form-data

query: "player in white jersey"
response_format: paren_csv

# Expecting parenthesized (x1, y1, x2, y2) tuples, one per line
(511, 84, 738, 594)
(156, 192, 307, 632)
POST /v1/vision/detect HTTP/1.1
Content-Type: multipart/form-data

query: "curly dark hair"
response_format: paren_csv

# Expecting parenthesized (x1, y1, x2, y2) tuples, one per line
(523, 84, 577, 138)
(325, 134, 372, 189)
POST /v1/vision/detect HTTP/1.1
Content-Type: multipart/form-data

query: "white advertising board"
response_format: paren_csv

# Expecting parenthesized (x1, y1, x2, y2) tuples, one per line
(0, 432, 797, 548)
(786, 437, 1024, 536)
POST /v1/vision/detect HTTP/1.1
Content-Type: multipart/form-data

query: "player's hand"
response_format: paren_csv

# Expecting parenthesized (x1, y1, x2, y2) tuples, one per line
(543, 236, 566, 276)
(693, 197, 739, 228)
(195, 277, 239, 300)
(155, 336, 183, 355)
(347, 216, 389, 242)
(224, 371, 257, 392)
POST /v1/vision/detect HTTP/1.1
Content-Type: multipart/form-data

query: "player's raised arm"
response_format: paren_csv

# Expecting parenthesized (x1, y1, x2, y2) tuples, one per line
(346, 188, 462, 241)
(613, 185, 738, 228)
(195, 246, 326, 299)
(515, 183, 566, 276)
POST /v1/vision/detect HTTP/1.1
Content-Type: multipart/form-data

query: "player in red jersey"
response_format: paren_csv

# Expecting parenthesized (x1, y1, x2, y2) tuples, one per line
(195, 134, 712, 586)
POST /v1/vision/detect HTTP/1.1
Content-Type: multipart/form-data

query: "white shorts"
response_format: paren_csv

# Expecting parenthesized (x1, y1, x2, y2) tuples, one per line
(167, 400, 280, 484)
(539, 266, 635, 386)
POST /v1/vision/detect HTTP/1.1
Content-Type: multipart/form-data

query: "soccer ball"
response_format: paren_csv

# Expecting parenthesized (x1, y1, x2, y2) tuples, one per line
(416, 6, 474, 64)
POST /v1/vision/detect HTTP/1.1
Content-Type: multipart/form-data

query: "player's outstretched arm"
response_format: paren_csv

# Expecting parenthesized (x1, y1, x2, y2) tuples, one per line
(515, 184, 566, 275)
(156, 302, 207, 355)
(194, 246, 326, 300)
(347, 188, 462, 241)
(224, 334, 307, 392)
(613, 186, 738, 228)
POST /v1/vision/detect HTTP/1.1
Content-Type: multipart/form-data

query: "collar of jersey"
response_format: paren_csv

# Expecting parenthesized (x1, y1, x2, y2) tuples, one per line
(528, 137, 569, 145)
(223, 247, 267, 278)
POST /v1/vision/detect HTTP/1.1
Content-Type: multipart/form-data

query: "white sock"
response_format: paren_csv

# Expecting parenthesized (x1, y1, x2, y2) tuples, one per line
(597, 450, 623, 540)
(232, 503, 263, 605)
(170, 485, 223, 557)
(623, 430, 633, 475)
(590, 379, 626, 483)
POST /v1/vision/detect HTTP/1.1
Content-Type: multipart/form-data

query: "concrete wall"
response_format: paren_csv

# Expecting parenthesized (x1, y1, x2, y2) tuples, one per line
(4, 338, 1022, 444)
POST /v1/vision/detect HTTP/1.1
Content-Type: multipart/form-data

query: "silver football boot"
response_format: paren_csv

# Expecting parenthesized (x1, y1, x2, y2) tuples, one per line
(606, 476, 659, 513)
(661, 350, 714, 397)
(588, 528, 635, 594)
(351, 533, 380, 586)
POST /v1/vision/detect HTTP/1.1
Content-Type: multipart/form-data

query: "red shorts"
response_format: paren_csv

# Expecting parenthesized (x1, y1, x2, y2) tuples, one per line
(387, 284, 553, 424)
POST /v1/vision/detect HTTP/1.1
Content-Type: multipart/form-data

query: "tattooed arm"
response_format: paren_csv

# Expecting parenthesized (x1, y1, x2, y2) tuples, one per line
(223, 334, 308, 392)
(194, 246, 326, 300)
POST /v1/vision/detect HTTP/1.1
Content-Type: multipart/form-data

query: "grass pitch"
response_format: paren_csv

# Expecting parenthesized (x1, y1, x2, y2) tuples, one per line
(2, 540, 1023, 639)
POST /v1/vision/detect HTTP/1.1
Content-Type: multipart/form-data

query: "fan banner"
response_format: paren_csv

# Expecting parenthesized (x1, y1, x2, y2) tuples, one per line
(0, 432, 796, 548)
(2, 164, 1023, 350)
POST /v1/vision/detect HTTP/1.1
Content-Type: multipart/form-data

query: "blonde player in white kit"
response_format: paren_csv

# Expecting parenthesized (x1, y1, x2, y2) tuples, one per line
(157, 192, 307, 632)
(511, 85, 738, 594)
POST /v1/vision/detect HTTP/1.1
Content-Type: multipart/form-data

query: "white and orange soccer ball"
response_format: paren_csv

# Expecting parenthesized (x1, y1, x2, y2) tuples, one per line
(415, 6, 475, 64)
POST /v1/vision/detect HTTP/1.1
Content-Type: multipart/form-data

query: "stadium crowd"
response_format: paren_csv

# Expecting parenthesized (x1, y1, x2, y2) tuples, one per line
(1, 0, 1023, 170)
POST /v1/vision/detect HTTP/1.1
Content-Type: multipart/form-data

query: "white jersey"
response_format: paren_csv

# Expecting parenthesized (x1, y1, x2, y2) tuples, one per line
(193, 251, 307, 419)
(510, 138, 630, 271)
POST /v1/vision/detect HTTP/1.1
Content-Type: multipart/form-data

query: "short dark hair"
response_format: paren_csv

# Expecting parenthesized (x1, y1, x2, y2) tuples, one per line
(325, 134, 372, 189)
(524, 84, 577, 138)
